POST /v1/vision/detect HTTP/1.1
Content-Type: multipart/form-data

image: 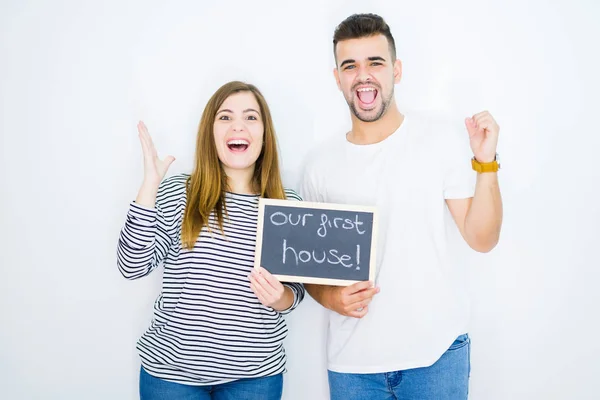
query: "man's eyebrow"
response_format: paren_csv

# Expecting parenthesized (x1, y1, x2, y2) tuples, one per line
(339, 59, 356, 68)
(340, 56, 387, 68)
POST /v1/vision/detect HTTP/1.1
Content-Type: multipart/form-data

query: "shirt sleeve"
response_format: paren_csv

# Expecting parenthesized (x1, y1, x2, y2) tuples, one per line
(116, 175, 186, 279)
(443, 125, 477, 199)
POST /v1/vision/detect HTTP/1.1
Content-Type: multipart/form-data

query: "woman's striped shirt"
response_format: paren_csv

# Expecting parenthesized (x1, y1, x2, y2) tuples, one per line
(117, 174, 305, 385)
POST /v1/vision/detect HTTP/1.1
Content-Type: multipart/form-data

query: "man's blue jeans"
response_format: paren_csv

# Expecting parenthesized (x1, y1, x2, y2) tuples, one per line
(328, 334, 471, 400)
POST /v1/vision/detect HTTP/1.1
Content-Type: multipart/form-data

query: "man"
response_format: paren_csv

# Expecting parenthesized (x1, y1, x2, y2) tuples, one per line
(300, 13, 503, 399)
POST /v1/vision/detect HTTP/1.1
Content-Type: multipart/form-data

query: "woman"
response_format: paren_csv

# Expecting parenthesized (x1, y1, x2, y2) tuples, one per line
(117, 81, 305, 399)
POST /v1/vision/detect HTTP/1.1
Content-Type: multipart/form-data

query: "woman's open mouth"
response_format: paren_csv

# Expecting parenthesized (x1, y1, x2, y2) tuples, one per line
(227, 139, 250, 152)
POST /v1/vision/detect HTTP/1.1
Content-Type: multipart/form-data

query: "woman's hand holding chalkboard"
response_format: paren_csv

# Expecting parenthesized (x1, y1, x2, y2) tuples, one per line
(249, 267, 294, 312)
(135, 121, 176, 208)
(330, 281, 380, 318)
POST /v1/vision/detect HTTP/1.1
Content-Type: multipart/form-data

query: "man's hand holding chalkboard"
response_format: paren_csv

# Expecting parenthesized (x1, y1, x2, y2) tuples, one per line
(249, 266, 294, 312)
(329, 281, 380, 318)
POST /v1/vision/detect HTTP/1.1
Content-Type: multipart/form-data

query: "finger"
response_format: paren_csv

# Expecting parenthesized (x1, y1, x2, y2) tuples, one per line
(138, 134, 155, 168)
(138, 129, 151, 157)
(345, 296, 374, 312)
(464, 118, 478, 137)
(252, 286, 270, 305)
(474, 119, 498, 138)
(473, 114, 494, 128)
(250, 272, 277, 299)
(138, 122, 158, 157)
(472, 110, 489, 120)
(469, 116, 486, 130)
(252, 269, 279, 294)
(138, 121, 150, 140)
(250, 281, 271, 305)
(341, 280, 373, 296)
(137, 121, 149, 136)
(164, 155, 176, 168)
(347, 305, 369, 319)
(146, 134, 158, 158)
(250, 279, 268, 299)
(258, 267, 281, 288)
(346, 287, 379, 305)
(474, 113, 498, 130)
(138, 123, 155, 159)
(482, 118, 499, 132)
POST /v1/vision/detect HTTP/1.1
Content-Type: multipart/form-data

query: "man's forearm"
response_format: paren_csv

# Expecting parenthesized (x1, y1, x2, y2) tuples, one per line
(464, 172, 503, 252)
(305, 284, 333, 310)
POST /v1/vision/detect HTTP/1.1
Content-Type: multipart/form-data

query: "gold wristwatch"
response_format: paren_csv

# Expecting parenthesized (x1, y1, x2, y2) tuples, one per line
(471, 154, 500, 173)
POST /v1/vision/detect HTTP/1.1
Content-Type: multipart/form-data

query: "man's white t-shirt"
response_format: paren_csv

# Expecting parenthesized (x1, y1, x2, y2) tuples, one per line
(300, 114, 477, 373)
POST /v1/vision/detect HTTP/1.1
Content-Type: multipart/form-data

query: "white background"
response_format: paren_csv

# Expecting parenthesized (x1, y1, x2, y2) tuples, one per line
(1, 0, 599, 399)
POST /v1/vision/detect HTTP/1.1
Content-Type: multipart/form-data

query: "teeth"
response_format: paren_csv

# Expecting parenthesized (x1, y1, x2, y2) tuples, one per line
(357, 88, 376, 92)
(227, 139, 249, 145)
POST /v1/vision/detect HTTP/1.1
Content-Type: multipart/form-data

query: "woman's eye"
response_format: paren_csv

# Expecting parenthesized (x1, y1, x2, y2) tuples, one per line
(219, 115, 230, 120)
(247, 115, 257, 121)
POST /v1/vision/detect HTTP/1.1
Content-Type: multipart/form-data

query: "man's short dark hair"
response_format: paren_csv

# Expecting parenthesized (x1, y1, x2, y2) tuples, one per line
(333, 13, 397, 62)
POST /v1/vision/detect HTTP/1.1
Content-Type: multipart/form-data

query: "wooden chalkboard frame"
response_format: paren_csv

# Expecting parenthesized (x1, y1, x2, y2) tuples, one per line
(254, 198, 378, 286)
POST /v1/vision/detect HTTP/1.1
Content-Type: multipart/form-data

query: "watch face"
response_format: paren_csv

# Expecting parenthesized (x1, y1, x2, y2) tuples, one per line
(495, 153, 501, 168)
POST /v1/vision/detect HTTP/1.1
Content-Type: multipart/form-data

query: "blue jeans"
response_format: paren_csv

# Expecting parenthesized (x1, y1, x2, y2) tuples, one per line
(328, 334, 471, 400)
(139, 367, 283, 400)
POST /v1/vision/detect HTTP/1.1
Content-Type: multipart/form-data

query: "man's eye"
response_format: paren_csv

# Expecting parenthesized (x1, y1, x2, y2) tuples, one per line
(344, 65, 355, 70)
(371, 62, 382, 66)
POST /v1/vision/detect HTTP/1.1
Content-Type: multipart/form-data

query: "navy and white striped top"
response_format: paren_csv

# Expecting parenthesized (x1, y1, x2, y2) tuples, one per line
(117, 174, 305, 385)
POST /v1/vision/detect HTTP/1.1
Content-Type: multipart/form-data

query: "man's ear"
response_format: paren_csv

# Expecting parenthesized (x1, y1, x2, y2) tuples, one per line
(333, 67, 342, 91)
(393, 59, 403, 84)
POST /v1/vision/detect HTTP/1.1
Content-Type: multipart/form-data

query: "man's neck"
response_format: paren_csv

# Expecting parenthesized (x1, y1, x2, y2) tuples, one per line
(347, 102, 404, 145)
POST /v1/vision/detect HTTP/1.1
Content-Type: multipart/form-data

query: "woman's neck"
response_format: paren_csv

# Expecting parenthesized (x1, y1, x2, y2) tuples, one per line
(224, 166, 257, 195)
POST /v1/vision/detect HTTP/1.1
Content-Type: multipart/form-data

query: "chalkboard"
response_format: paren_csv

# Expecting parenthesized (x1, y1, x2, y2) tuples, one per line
(254, 198, 378, 286)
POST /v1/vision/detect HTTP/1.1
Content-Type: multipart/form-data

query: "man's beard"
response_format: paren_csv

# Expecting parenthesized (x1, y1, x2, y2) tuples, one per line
(347, 88, 394, 123)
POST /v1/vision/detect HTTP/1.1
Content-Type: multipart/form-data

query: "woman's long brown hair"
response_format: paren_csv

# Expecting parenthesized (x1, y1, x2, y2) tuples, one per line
(181, 81, 287, 249)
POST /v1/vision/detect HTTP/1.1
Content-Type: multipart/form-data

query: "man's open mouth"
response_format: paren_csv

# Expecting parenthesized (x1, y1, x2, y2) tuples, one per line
(356, 87, 378, 105)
